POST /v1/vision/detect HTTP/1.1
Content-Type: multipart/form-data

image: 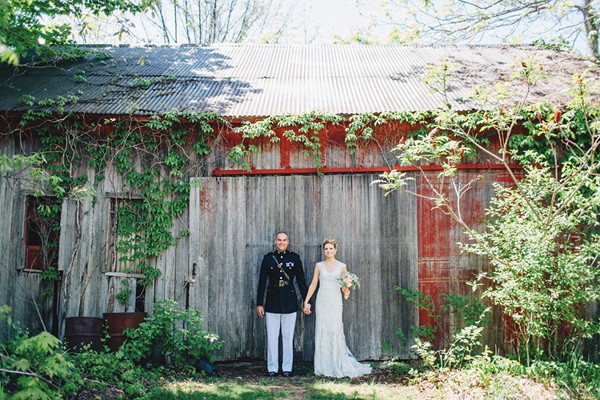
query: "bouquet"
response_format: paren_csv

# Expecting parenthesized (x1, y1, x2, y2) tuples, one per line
(339, 272, 360, 300)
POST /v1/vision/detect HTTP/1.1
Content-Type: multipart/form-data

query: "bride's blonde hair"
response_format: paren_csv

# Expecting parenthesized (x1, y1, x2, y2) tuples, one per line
(322, 236, 337, 249)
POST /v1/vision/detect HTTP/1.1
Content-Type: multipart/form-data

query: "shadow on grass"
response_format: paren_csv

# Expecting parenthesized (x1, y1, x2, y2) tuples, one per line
(305, 387, 370, 399)
(146, 383, 286, 400)
(148, 386, 375, 400)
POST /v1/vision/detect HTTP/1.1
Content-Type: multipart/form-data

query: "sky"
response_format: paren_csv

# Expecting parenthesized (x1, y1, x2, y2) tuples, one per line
(296, 0, 589, 54)
(72, 0, 590, 56)
(113, 0, 385, 46)
(297, 0, 377, 43)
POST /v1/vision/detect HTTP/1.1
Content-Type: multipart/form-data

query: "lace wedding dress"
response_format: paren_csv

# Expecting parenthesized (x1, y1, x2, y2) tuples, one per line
(314, 261, 372, 378)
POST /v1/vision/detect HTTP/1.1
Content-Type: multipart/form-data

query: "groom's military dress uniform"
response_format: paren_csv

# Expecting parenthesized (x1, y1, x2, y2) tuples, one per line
(257, 249, 308, 314)
(256, 249, 308, 375)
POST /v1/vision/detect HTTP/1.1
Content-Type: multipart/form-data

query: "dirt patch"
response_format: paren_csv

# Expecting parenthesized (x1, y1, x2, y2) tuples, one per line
(213, 359, 410, 383)
(75, 360, 560, 399)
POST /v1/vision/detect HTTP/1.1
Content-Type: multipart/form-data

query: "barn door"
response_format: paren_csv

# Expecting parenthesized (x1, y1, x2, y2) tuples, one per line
(189, 174, 418, 361)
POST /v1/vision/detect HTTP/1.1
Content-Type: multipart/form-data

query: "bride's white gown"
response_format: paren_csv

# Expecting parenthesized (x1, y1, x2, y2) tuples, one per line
(314, 261, 372, 378)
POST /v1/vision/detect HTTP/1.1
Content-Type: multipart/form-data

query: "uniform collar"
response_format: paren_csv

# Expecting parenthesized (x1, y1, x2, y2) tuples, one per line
(275, 249, 287, 256)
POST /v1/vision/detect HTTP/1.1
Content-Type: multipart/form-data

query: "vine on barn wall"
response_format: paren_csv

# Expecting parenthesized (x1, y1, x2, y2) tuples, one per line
(15, 98, 436, 303)
(16, 99, 233, 301)
(12, 78, 585, 304)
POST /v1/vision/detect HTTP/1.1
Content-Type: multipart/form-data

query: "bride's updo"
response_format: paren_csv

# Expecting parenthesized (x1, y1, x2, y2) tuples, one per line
(322, 236, 337, 249)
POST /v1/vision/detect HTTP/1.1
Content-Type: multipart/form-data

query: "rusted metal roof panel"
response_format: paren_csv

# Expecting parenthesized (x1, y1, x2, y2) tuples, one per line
(1, 45, 597, 117)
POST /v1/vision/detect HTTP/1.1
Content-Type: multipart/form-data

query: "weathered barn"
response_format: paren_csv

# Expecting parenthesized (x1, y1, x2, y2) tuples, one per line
(0, 44, 597, 361)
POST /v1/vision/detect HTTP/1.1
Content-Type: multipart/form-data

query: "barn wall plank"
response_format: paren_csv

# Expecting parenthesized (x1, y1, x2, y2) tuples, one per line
(191, 174, 418, 361)
(1, 129, 524, 361)
(0, 137, 57, 335)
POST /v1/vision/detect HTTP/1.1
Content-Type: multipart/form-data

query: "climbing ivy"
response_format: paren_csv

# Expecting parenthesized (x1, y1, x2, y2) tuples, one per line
(16, 100, 231, 299)
(229, 111, 346, 169)
(13, 74, 595, 308)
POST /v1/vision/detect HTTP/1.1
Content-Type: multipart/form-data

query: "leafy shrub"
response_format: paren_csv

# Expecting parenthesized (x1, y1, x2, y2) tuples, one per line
(463, 162, 600, 363)
(70, 347, 160, 397)
(413, 323, 487, 373)
(397, 287, 489, 347)
(0, 306, 81, 399)
(122, 300, 222, 368)
(529, 357, 600, 399)
(378, 61, 600, 366)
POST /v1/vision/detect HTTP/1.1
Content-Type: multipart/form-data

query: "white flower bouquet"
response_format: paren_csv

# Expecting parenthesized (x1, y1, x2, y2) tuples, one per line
(339, 272, 360, 300)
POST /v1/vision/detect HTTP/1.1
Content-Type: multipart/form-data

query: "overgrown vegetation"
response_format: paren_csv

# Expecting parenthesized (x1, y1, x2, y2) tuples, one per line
(0, 303, 220, 399)
(0, 0, 151, 65)
(377, 59, 600, 398)
(122, 300, 222, 367)
(2, 51, 599, 398)
(397, 287, 490, 345)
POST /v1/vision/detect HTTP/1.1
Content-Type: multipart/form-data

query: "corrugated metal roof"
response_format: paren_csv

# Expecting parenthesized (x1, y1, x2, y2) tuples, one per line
(0, 44, 597, 117)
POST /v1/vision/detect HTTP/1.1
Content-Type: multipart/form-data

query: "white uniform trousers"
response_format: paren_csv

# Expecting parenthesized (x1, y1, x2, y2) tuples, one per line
(265, 312, 296, 373)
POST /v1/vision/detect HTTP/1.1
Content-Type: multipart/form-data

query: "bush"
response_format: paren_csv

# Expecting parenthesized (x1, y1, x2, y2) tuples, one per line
(529, 357, 600, 399)
(122, 300, 222, 368)
(70, 347, 159, 397)
(0, 306, 82, 399)
(397, 287, 490, 347)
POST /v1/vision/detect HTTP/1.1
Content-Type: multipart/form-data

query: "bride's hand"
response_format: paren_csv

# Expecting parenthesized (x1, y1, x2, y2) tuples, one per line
(342, 287, 350, 300)
(303, 303, 311, 315)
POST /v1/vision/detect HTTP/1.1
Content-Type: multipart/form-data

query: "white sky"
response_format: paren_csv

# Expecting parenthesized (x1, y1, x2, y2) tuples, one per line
(297, 0, 377, 43)
(72, 0, 589, 55)
(115, 0, 384, 45)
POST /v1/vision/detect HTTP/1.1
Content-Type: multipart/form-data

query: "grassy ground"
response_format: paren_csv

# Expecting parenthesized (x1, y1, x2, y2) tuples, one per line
(148, 361, 421, 400)
(139, 360, 560, 400)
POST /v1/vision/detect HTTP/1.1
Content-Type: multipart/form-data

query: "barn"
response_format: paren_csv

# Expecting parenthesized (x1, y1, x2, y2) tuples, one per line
(0, 44, 597, 361)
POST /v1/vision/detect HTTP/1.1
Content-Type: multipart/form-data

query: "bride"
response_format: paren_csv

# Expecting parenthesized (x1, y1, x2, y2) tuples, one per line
(303, 237, 372, 378)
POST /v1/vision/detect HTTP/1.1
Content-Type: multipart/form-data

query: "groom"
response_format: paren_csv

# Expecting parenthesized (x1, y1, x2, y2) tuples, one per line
(256, 231, 309, 377)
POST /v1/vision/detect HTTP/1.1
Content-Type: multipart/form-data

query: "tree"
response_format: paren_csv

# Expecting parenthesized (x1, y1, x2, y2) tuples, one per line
(363, 0, 600, 60)
(0, 0, 152, 65)
(376, 59, 600, 362)
(59, 0, 297, 46)
(151, 0, 294, 44)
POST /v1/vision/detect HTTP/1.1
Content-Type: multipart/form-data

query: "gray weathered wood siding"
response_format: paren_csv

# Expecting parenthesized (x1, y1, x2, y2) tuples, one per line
(0, 136, 194, 338)
(0, 136, 57, 335)
(3, 123, 570, 361)
(189, 174, 419, 361)
(57, 163, 193, 323)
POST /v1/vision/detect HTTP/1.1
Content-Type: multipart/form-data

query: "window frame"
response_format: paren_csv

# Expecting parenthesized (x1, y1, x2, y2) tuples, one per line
(106, 195, 146, 277)
(23, 194, 61, 272)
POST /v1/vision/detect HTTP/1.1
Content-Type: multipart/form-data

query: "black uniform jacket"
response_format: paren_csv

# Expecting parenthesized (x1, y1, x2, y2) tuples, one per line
(256, 250, 308, 314)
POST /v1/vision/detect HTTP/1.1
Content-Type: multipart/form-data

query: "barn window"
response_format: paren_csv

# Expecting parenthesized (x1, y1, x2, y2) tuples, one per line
(108, 198, 145, 276)
(24, 195, 61, 271)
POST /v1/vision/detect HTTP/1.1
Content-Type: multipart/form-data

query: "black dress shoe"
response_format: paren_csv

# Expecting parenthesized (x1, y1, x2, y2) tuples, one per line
(268, 371, 278, 377)
(282, 371, 292, 377)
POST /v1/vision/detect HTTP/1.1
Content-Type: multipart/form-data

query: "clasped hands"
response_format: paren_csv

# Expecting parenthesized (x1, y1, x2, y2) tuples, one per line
(303, 302, 311, 315)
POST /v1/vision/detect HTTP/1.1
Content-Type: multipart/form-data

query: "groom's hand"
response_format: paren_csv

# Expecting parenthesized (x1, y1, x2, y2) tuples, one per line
(256, 305, 265, 318)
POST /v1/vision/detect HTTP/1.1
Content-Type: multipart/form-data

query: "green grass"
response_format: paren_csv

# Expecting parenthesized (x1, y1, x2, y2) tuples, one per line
(74, 358, 589, 399)
(143, 378, 423, 400)
(306, 381, 420, 399)
(143, 382, 284, 399)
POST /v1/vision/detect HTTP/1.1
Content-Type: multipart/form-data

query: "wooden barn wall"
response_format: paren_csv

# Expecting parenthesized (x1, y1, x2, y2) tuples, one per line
(416, 170, 515, 351)
(2, 118, 571, 361)
(0, 135, 57, 337)
(189, 174, 419, 361)
(56, 159, 192, 337)
(0, 130, 198, 339)
(210, 122, 409, 173)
